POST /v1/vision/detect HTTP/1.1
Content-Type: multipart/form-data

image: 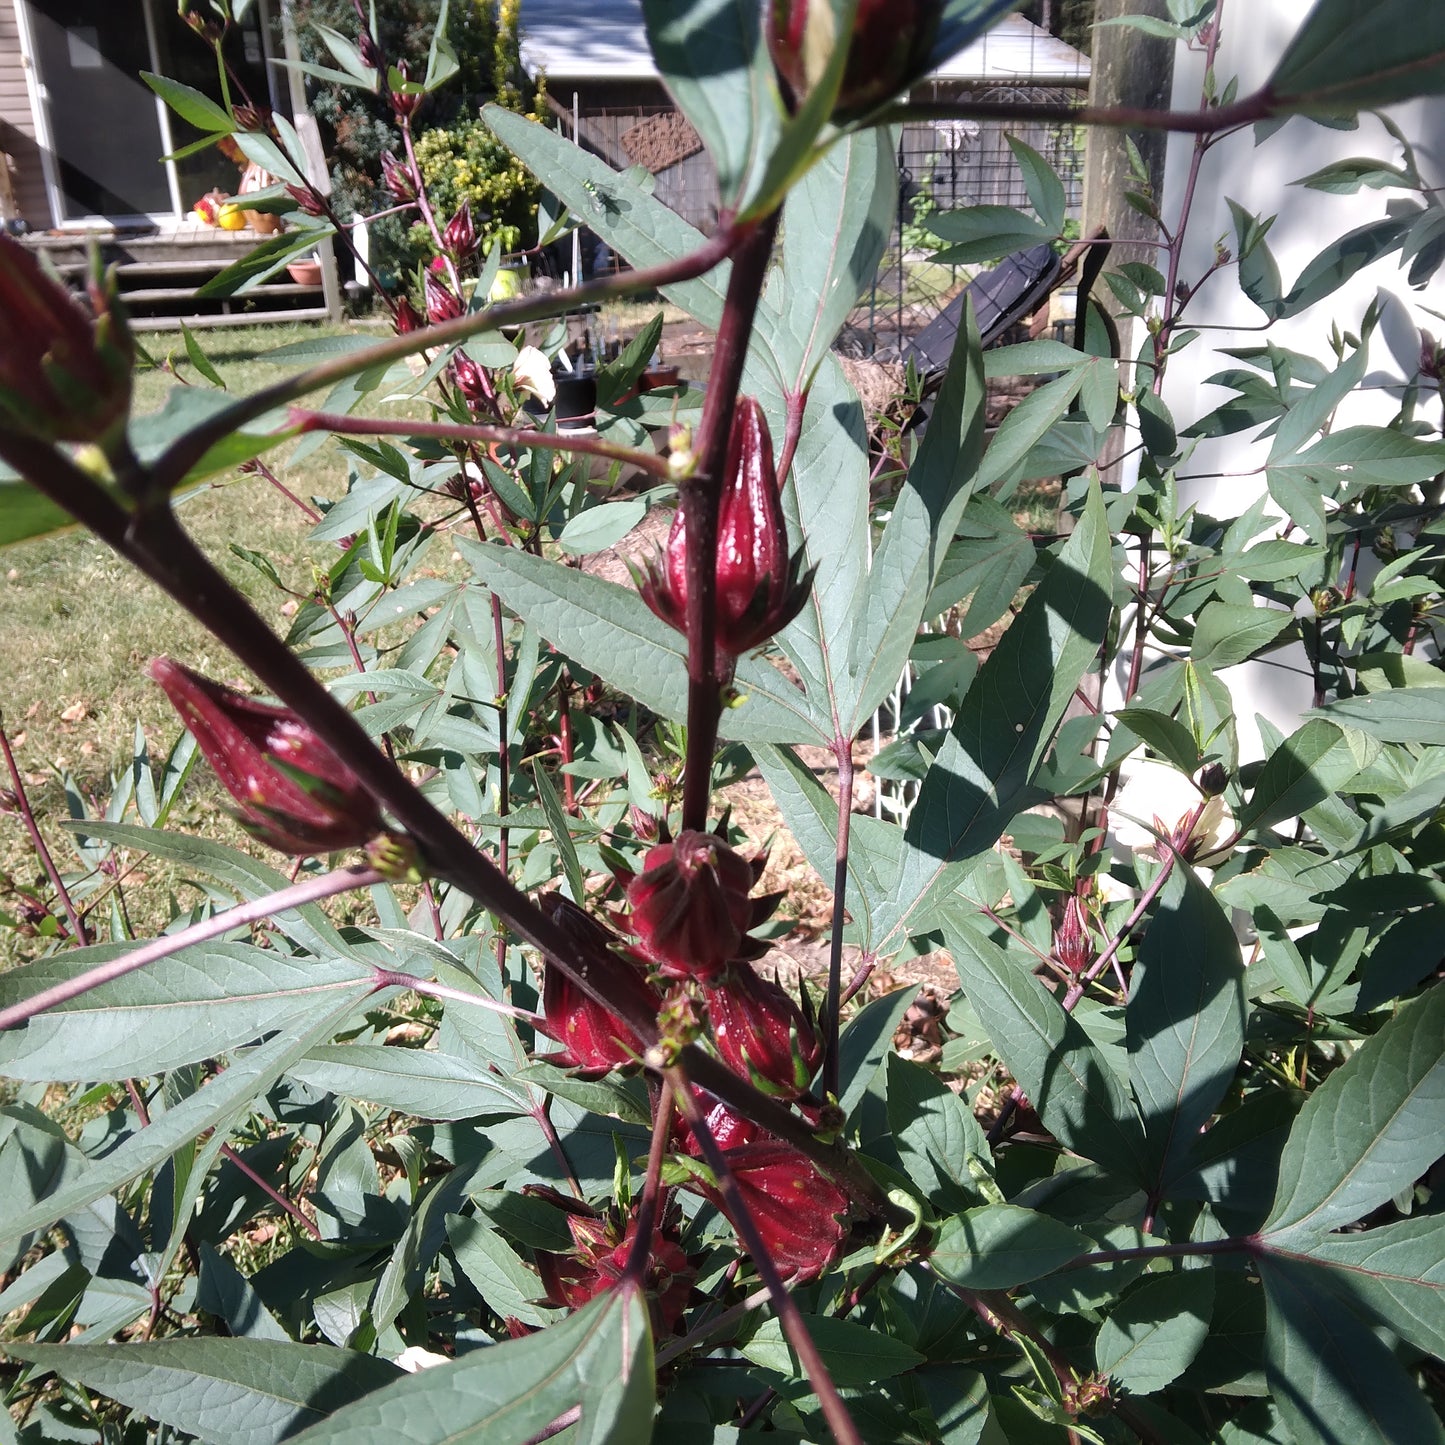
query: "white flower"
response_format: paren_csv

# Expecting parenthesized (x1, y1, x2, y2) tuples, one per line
(394, 1346, 450, 1373)
(511, 346, 555, 407)
(1110, 759, 1234, 866)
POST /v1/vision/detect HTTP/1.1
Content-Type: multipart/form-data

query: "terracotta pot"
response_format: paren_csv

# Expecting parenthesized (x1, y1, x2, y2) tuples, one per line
(245, 210, 282, 235)
(286, 259, 322, 286)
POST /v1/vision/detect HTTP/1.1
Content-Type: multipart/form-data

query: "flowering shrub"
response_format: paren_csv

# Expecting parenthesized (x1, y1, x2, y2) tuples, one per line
(1, 1, 1444, 1442)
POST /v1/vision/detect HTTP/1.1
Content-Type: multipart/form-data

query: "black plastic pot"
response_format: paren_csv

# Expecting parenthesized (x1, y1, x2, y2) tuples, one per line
(553, 371, 597, 431)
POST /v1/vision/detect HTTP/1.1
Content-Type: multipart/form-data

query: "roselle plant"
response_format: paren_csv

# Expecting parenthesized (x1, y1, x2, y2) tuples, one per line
(1, 0, 1445, 1441)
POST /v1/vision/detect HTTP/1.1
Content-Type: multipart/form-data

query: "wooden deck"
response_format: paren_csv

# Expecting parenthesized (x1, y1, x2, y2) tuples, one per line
(22, 226, 340, 330)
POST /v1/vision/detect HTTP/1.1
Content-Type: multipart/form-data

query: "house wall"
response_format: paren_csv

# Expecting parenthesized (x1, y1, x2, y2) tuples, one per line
(0, 0, 51, 226)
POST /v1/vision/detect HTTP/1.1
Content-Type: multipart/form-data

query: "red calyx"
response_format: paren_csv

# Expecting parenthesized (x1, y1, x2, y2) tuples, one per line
(443, 200, 477, 261)
(768, 0, 942, 122)
(1055, 894, 1091, 976)
(146, 658, 385, 857)
(635, 396, 812, 662)
(537, 897, 662, 1072)
(623, 830, 765, 985)
(537, 1204, 694, 1334)
(425, 272, 463, 326)
(676, 1096, 849, 1278)
(704, 962, 822, 1099)
(0, 231, 133, 449)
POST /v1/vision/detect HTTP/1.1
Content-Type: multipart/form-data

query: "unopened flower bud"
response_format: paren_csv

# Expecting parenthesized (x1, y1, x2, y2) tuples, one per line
(391, 296, 424, 335)
(636, 397, 812, 662)
(0, 234, 134, 450)
(1420, 330, 1442, 382)
(147, 658, 386, 857)
(624, 830, 765, 984)
(285, 184, 326, 217)
(357, 29, 384, 73)
(768, 0, 943, 122)
(425, 272, 463, 326)
(450, 351, 491, 410)
(381, 151, 416, 204)
(443, 200, 477, 261)
(389, 60, 423, 120)
(680, 1133, 851, 1281)
(704, 963, 822, 1098)
(538, 897, 663, 1072)
(537, 1203, 694, 1333)
(1055, 895, 1091, 976)
(232, 103, 270, 133)
(1197, 762, 1228, 797)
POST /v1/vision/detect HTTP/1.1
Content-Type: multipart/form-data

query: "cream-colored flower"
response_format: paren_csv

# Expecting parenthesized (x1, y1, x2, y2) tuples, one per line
(511, 345, 555, 407)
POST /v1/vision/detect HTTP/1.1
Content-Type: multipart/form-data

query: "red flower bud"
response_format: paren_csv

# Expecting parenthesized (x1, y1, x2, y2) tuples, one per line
(381, 150, 416, 204)
(537, 1204, 694, 1333)
(684, 1137, 851, 1282)
(768, 0, 943, 121)
(1055, 894, 1091, 976)
(425, 272, 463, 326)
(232, 103, 270, 133)
(538, 898, 663, 1072)
(0, 232, 133, 448)
(285, 184, 327, 217)
(389, 60, 423, 120)
(624, 830, 764, 984)
(443, 200, 477, 261)
(357, 30, 384, 73)
(704, 963, 822, 1099)
(391, 296, 424, 335)
(636, 397, 811, 660)
(146, 658, 386, 857)
(450, 351, 491, 410)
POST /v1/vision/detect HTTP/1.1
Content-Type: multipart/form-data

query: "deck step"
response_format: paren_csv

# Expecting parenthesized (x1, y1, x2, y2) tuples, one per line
(131, 305, 332, 331)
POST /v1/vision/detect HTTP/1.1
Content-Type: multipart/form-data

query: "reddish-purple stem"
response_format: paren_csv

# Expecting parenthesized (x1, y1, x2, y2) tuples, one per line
(0, 716, 87, 945)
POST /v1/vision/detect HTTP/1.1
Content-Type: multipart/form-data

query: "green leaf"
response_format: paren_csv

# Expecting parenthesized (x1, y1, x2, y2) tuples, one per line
(0, 941, 372, 1082)
(287, 1285, 655, 1444)
(1309, 686, 1445, 744)
(513, 1063, 650, 1125)
(837, 986, 919, 1121)
(195, 228, 332, 299)
(640, 0, 780, 212)
(1006, 136, 1066, 234)
(930, 1204, 1091, 1290)
(1280, 1214, 1445, 1360)
(532, 760, 584, 902)
(977, 370, 1087, 491)
(943, 921, 1147, 1180)
(929, 205, 1055, 264)
(447, 1214, 555, 1327)
(1267, 0, 1445, 114)
(1242, 719, 1357, 832)
(768, 129, 896, 393)
(288, 1044, 526, 1120)
(1260, 1258, 1445, 1445)
(0, 477, 79, 547)
(742, 1314, 923, 1387)
(5, 1339, 400, 1445)
(179, 322, 226, 388)
(885, 1053, 990, 1205)
(141, 71, 233, 131)
(1113, 708, 1200, 774)
(1191, 602, 1293, 669)
(556, 499, 648, 555)
(458, 538, 822, 744)
(1128, 867, 1247, 1197)
(851, 304, 987, 729)
(1271, 426, 1445, 491)
(1094, 1270, 1213, 1396)
(61, 822, 348, 956)
(1263, 983, 1445, 1239)
(0, 988, 369, 1255)
(880, 481, 1114, 951)
(483, 106, 731, 342)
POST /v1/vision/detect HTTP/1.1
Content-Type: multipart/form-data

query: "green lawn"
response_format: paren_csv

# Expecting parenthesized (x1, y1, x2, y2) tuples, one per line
(0, 321, 421, 961)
